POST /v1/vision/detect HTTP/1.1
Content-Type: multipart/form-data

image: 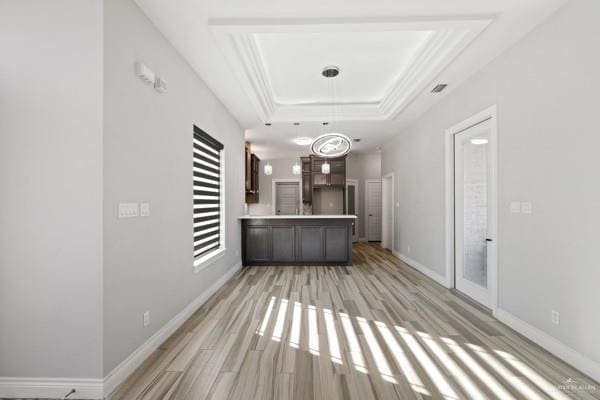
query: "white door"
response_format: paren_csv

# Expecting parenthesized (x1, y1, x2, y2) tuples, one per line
(366, 180, 382, 241)
(275, 182, 300, 215)
(454, 119, 495, 306)
(346, 179, 359, 242)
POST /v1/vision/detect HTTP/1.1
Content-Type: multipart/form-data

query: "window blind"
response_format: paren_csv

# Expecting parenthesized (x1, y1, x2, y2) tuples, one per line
(193, 126, 224, 259)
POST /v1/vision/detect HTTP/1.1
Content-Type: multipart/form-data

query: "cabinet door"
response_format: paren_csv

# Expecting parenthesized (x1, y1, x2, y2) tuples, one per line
(297, 226, 323, 261)
(301, 157, 311, 174)
(245, 226, 271, 262)
(272, 226, 295, 262)
(324, 226, 348, 262)
(329, 173, 345, 187)
(312, 158, 325, 172)
(245, 143, 251, 191)
(302, 174, 312, 203)
(312, 173, 328, 187)
(330, 159, 345, 173)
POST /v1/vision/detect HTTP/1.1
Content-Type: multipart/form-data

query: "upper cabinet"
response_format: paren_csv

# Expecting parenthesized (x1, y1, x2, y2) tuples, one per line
(301, 156, 312, 203)
(245, 142, 260, 204)
(310, 155, 346, 188)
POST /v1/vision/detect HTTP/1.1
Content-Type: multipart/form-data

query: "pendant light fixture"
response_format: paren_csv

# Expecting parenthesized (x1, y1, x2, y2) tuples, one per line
(264, 161, 272, 176)
(292, 162, 301, 175)
(321, 161, 330, 174)
(310, 66, 352, 158)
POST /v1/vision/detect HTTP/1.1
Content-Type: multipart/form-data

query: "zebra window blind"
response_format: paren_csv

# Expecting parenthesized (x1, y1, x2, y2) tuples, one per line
(193, 126, 224, 260)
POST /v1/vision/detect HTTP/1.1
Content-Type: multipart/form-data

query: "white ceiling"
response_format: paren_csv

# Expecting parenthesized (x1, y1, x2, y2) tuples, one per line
(134, 0, 567, 159)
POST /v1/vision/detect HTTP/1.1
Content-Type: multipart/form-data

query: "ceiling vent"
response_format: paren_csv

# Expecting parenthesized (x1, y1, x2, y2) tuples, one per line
(431, 84, 448, 93)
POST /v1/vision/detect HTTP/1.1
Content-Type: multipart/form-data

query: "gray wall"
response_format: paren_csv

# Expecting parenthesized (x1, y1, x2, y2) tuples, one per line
(102, 0, 244, 375)
(0, 1, 104, 378)
(346, 153, 382, 239)
(382, 0, 599, 366)
(248, 157, 302, 215)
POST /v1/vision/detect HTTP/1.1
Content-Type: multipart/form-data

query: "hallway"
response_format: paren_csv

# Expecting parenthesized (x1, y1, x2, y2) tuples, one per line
(109, 244, 598, 400)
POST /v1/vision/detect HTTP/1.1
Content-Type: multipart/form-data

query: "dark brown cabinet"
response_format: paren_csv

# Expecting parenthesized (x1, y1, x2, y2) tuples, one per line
(310, 155, 346, 188)
(245, 142, 260, 204)
(301, 156, 312, 203)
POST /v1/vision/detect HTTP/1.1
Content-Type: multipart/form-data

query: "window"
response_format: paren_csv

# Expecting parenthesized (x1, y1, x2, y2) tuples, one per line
(193, 126, 224, 269)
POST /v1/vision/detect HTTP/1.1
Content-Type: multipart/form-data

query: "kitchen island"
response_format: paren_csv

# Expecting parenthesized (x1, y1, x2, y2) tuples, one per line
(240, 215, 356, 266)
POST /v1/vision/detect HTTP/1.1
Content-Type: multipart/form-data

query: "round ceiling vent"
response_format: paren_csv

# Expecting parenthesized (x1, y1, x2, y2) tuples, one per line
(310, 133, 352, 158)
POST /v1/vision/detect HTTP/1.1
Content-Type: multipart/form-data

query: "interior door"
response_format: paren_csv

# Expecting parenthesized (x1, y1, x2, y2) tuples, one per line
(454, 119, 493, 306)
(346, 180, 358, 242)
(275, 182, 300, 215)
(366, 180, 382, 241)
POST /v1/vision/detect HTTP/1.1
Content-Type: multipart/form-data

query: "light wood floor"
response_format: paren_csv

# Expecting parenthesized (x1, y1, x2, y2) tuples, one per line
(109, 243, 599, 400)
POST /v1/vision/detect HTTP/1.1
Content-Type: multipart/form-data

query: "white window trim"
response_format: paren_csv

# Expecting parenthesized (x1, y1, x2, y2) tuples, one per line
(194, 148, 226, 273)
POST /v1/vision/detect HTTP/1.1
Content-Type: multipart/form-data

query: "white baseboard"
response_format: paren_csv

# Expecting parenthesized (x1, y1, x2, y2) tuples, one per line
(0, 377, 103, 399)
(392, 251, 450, 288)
(0, 261, 242, 400)
(103, 261, 242, 397)
(494, 308, 600, 383)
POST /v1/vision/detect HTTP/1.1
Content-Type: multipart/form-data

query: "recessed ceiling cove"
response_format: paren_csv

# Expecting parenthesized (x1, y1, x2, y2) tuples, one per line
(210, 16, 492, 123)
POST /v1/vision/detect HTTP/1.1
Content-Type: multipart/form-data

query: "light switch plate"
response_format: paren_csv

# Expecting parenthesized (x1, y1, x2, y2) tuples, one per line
(140, 203, 150, 217)
(521, 202, 533, 214)
(119, 203, 139, 218)
(396, 202, 400, 208)
(510, 201, 521, 213)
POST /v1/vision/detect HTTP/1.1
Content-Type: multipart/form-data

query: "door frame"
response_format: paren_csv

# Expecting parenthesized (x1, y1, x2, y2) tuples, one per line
(381, 172, 395, 251)
(445, 105, 498, 311)
(272, 179, 303, 215)
(346, 179, 359, 242)
(365, 178, 382, 242)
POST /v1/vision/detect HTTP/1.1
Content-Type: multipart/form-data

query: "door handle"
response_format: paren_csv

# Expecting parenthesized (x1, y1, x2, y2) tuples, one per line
(485, 238, 493, 242)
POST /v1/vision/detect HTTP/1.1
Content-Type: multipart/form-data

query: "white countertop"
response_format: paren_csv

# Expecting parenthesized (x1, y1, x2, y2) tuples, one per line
(239, 215, 357, 219)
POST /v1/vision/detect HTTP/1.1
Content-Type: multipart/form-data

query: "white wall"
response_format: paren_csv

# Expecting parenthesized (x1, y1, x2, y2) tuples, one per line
(0, 0, 104, 379)
(382, 0, 600, 373)
(102, 0, 245, 376)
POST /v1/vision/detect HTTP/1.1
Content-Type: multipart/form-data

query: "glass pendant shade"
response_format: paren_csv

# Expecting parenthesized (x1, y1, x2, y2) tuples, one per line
(264, 162, 272, 176)
(321, 161, 330, 174)
(292, 163, 301, 176)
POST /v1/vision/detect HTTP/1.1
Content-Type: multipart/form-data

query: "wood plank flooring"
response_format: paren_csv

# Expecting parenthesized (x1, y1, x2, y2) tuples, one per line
(108, 243, 599, 400)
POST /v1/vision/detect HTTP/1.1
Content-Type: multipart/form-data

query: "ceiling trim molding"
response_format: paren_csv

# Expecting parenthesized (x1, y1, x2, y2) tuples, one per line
(210, 16, 493, 122)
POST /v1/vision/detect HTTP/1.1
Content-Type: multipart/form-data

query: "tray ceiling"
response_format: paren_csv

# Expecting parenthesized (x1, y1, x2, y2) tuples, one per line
(210, 17, 492, 122)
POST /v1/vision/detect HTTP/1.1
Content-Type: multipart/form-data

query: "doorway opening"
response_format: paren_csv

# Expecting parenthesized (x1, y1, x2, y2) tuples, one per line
(445, 106, 498, 310)
(346, 179, 359, 242)
(381, 173, 394, 251)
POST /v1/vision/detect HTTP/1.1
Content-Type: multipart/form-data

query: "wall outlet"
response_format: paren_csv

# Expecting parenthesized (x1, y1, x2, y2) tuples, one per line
(510, 201, 521, 213)
(143, 311, 150, 327)
(407, 244, 411, 254)
(140, 203, 150, 217)
(521, 202, 533, 214)
(551, 310, 560, 325)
